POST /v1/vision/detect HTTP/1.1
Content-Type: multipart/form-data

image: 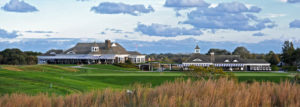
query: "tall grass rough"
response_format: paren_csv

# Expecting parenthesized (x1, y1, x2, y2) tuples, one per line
(0, 78, 299, 107)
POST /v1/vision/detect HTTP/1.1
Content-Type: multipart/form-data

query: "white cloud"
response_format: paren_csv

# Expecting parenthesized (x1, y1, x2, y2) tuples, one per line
(264, 13, 286, 18)
(208, 3, 218, 8)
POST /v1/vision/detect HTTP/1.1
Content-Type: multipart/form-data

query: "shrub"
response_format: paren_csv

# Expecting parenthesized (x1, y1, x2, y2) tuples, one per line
(114, 63, 137, 69)
(187, 66, 230, 79)
(271, 65, 280, 71)
(0, 48, 41, 65)
(282, 66, 297, 71)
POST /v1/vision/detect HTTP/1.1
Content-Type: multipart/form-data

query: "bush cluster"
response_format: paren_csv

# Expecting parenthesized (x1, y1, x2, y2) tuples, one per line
(271, 65, 280, 71)
(187, 66, 232, 79)
(114, 60, 137, 69)
(282, 66, 298, 71)
(0, 48, 41, 65)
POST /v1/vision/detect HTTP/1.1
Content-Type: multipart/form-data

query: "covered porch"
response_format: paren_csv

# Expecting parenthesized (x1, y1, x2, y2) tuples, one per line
(38, 55, 118, 64)
(181, 63, 245, 71)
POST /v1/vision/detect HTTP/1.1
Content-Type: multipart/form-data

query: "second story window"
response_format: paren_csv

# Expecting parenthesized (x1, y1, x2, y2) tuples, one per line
(224, 59, 230, 62)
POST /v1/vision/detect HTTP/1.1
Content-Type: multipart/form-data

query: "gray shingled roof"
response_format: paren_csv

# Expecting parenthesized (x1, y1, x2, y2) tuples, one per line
(92, 42, 99, 47)
(42, 42, 130, 55)
(101, 43, 128, 54)
(63, 43, 128, 54)
(41, 49, 63, 56)
(240, 59, 268, 63)
(128, 51, 142, 55)
(185, 53, 211, 63)
(184, 53, 269, 63)
(214, 55, 241, 63)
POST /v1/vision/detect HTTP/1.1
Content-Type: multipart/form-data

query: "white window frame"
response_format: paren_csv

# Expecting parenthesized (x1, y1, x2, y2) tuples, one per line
(67, 51, 76, 54)
(233, 60, 238, 62)
(224, 59, 230, 62)
(112, 43, 117, 47)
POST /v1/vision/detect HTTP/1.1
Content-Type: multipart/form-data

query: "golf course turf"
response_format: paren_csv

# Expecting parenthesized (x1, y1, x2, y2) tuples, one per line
(0, 64, 297, 95)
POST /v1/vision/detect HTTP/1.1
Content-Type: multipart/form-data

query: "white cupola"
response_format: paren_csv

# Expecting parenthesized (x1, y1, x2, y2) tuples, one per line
(194, 45, 200, 53)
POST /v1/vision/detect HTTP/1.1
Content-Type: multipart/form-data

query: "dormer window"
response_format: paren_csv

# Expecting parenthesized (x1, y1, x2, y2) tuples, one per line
(91, 47, 99, 52)
(67, 51, 75, 54)
(112, 43, 117, 47)
(233, 60, 238, 62)
(50, 52, 56, 55)
(224, 59, 230, 62)
(193, 58, 202, 62)
(91, 42, 100, 52)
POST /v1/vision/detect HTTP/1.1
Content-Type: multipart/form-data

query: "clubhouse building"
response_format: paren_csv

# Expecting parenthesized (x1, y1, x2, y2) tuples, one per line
(38, 40, 146, 64)
(182, 45, 271, 71)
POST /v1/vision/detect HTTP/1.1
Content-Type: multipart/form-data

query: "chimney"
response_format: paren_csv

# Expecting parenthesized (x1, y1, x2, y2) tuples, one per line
(210, 52, 215, 62)
(105, 40, 111, 49)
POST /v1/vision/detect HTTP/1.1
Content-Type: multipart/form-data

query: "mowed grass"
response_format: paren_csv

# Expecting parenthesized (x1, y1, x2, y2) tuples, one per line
(0, 65, 183, 95)
(0, 64, 297, 95)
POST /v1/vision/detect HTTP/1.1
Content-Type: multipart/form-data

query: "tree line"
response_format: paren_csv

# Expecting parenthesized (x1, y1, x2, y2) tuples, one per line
(0, 40, 298, 67)
(0, 48, 41, 65)
(281, 41, 300, 66)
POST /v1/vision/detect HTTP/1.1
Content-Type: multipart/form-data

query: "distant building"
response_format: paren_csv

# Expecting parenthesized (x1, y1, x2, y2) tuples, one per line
(182, 45, 271, 71)
(38, 40, 146, 64)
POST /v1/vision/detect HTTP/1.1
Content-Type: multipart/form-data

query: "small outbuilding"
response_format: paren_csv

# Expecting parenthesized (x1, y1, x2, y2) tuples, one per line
(182, 45, 271, 71)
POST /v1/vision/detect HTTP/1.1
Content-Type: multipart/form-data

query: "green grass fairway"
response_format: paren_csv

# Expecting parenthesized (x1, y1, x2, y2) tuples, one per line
(0, 64, 297, 95)
(0, 65, 183, 95)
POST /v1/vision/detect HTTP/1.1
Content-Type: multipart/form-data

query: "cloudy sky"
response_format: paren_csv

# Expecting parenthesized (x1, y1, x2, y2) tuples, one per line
(0, 0, 300, 54)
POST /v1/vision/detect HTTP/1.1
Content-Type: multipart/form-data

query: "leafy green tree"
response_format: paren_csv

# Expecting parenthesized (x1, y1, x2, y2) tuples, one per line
(293, 48, 300, 66)
(0, 48, 40, 65)
(162, 57, 172, 63)
(188, 66, 229, 79)
(125, 59, 133, 64)
(266, 51, 280, 65)
(26, 56, 37, 65)
(24, 51, 42, 56)
(206, 48, 231, 55)
(232, 47, 250, 59)
(248, 54, 256, 59)
(281, 41, 295, 66)
(0, 55, 2, 64)
(146, 53, 191, 64)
